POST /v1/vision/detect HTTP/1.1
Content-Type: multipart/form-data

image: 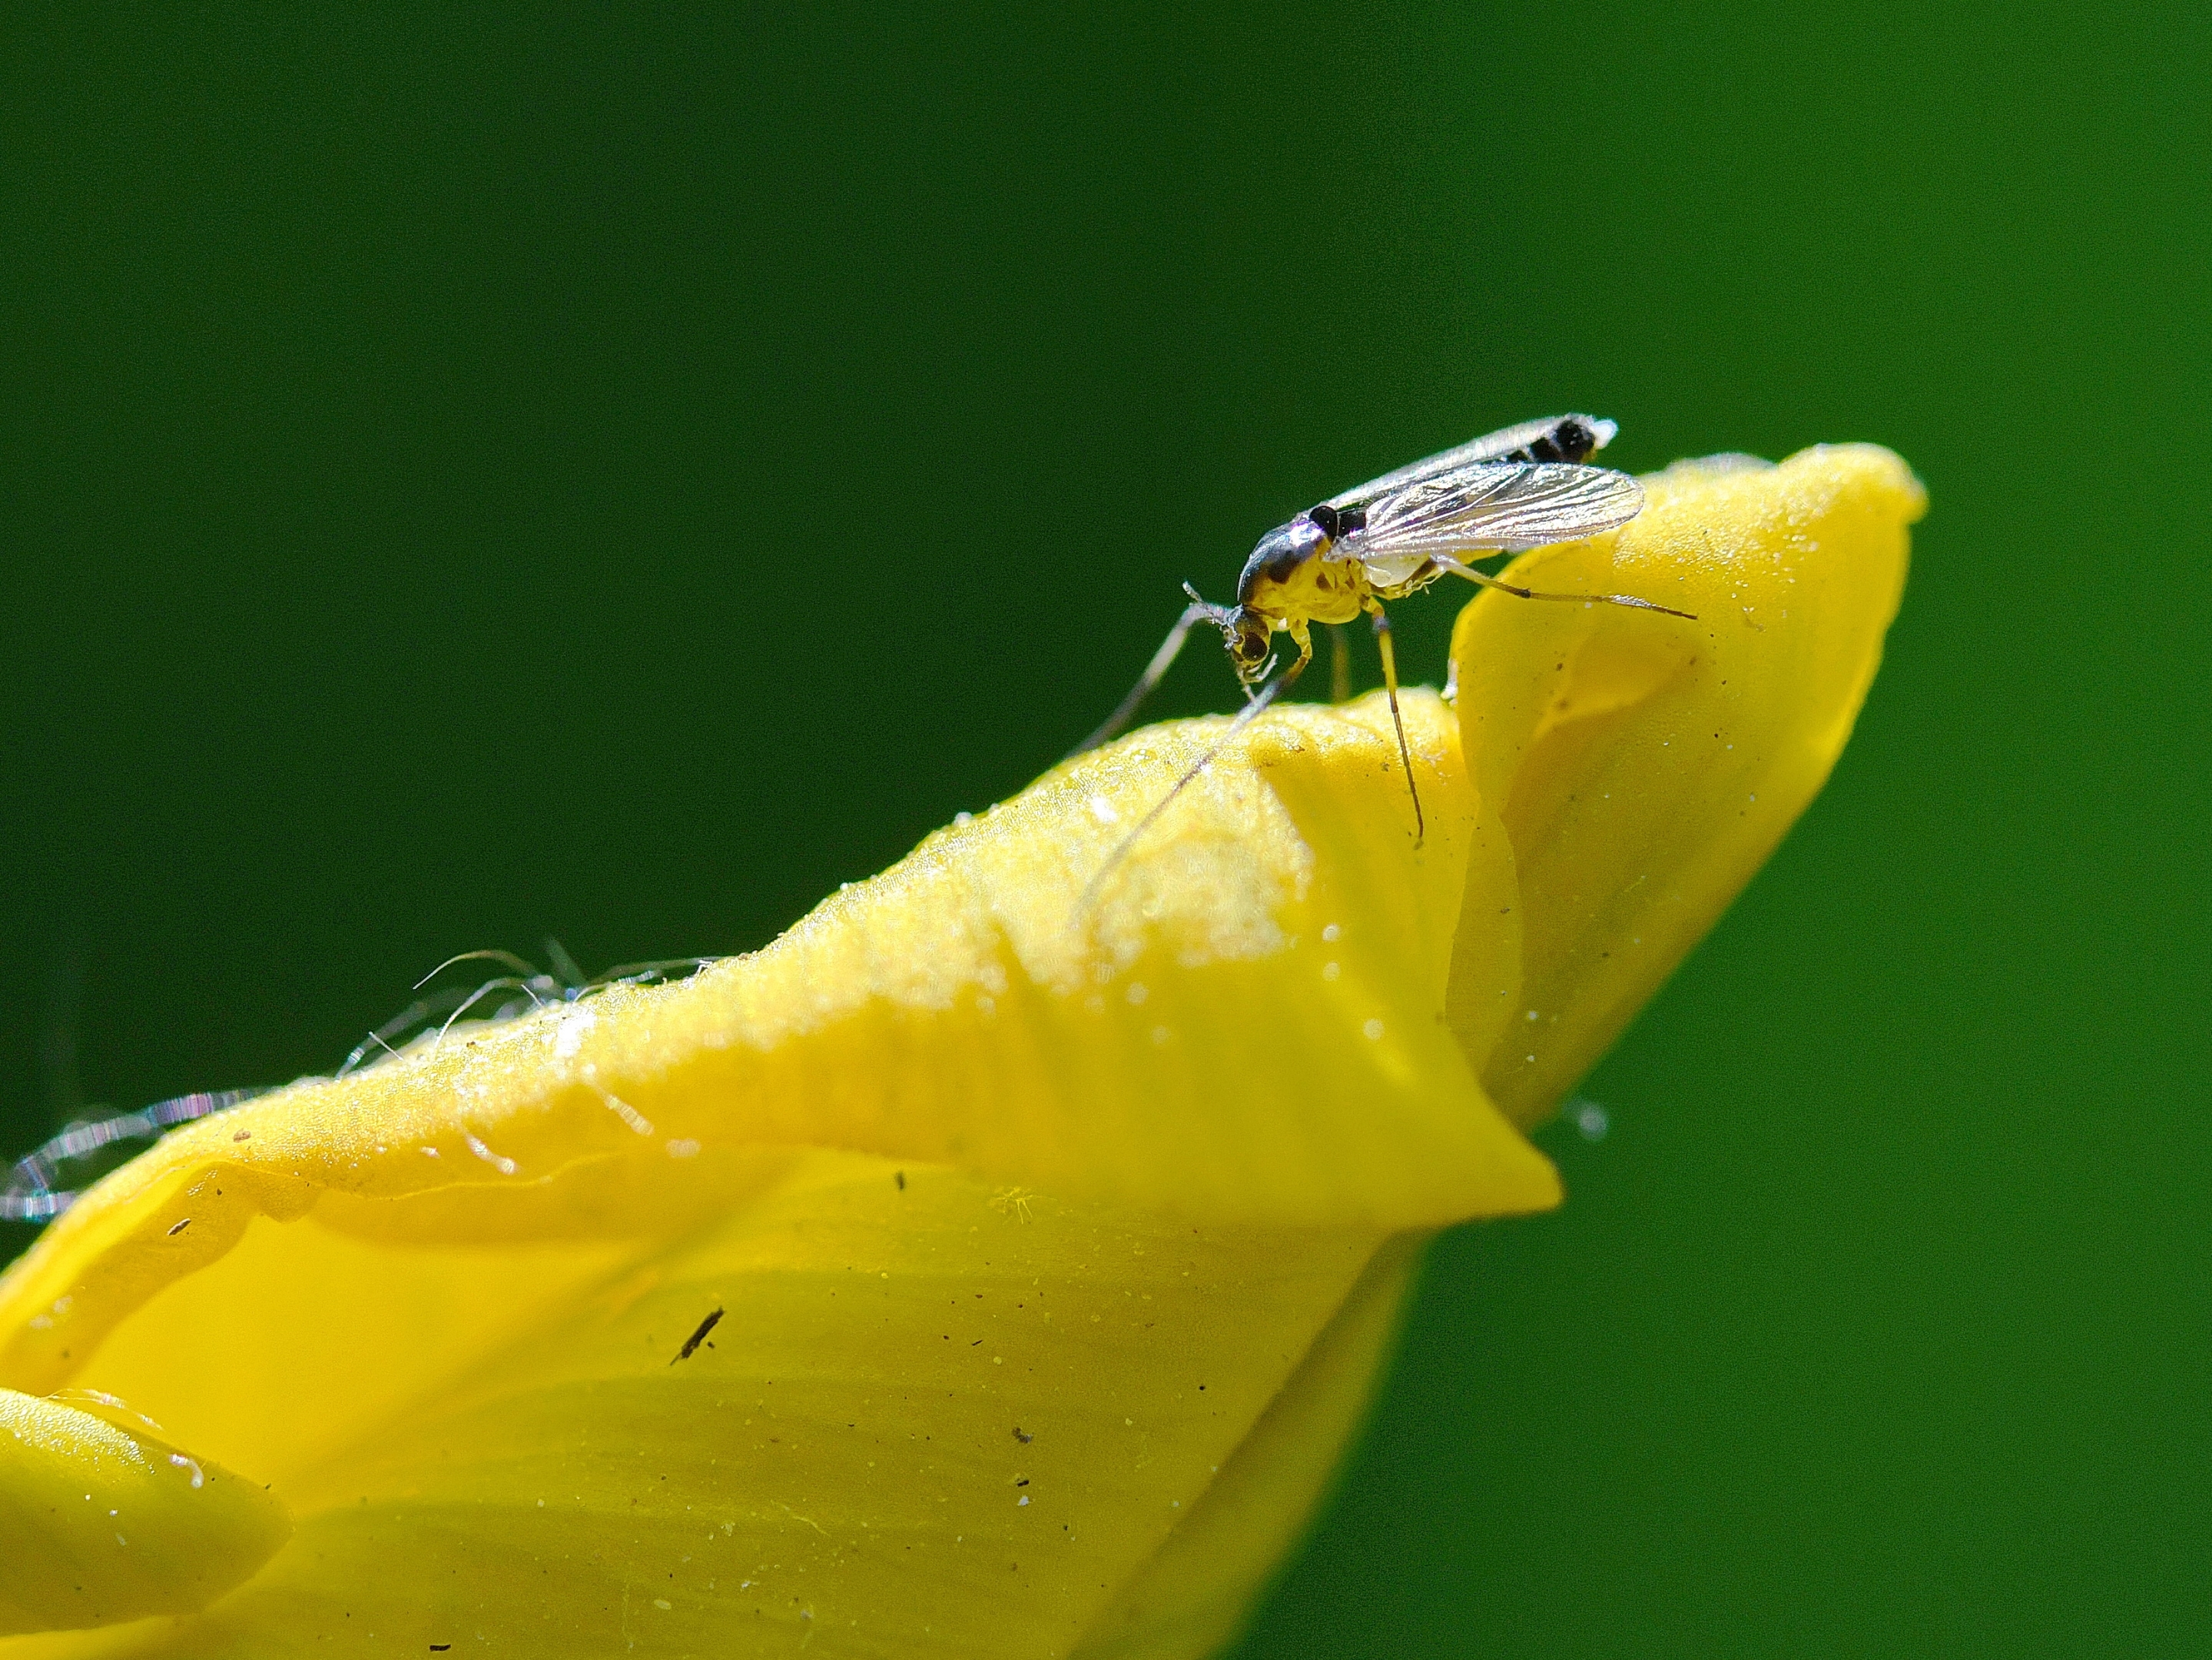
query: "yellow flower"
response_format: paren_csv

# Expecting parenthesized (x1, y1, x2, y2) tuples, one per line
(0, 444, 1920, 1658)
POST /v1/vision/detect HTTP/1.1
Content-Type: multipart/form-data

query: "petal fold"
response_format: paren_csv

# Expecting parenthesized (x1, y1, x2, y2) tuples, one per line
(0, 440, 1918, 1658)
(1449, 443, 1923, 1123)
(1070, 1233, 1424, 1660)
(9, 1155, 1386, 1658)
(0, 1391, 289, 1635)
(2, 691, 1556, 1397)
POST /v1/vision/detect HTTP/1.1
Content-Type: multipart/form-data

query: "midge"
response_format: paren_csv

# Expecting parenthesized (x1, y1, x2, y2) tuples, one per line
(1076, 413, 1695, 855)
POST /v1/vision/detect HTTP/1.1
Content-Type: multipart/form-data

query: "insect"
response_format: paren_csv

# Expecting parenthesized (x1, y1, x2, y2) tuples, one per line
(1076, 413, 1695, 857)
(672, 1306, 725, 1363)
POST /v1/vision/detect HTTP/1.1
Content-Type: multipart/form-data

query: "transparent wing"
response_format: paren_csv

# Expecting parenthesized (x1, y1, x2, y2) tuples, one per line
(1325, 413, 1618, 511)
(1349, 461, 1647, 559)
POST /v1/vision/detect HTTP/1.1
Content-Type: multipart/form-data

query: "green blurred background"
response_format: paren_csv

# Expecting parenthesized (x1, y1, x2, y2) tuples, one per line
(5, 4, 2206, 1653)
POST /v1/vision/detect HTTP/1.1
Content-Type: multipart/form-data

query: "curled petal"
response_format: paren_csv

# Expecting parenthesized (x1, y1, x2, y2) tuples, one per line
(0, 1390, 289, 1635)
(0, 693, 1553, 1402)
(0, 691, 1537, 1653)
(1071, 1234, 1423, 1660)
(1449, 443, 1923, 1122)
(0, 448, 1919, 1652)
(8, 1155, 1385, 1656)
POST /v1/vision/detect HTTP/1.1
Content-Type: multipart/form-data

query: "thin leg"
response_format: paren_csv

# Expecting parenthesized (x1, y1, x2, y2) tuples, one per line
(543, 936, 586, 992)
(1070, 596, 1227, 758)
(1428, 554, 1697, 619)
(1329, 622, 1351, 704)
(1366, 600, 1424, 845)
(1080, 648, 1311, 912)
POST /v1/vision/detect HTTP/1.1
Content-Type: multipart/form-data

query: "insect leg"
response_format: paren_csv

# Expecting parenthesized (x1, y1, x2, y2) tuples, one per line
(1428, 554, 1697, 620)
(3, 1087, 270, 1221)
(1328, 623, 1351, 703)
(1365, 599, 1424, 845)
(1079, 643, 1312, 912)
(1069, 593, 1232, 758)
(542, 937, 587, 993)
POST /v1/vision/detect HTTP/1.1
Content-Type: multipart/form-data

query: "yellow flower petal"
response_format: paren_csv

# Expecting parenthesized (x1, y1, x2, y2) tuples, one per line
(0, 1391, 288, 1635)
(0, 690, 1534, 1652)
(0, 690, 1552, 1401)
(8, 1154, 1382, 1657)
(1071, 1234, 1423, 1660)
(0, 443, 1917, 1653)
(1450, 444, 1923, 1123)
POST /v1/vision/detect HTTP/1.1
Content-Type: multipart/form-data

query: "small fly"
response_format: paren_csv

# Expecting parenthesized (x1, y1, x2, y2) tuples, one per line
(1075, 413, 1694, 861)
(672, 1306, 724, 1363)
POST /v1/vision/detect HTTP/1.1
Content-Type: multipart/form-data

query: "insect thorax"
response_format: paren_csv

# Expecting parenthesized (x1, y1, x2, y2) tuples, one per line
(1235, 516, 1366, 627)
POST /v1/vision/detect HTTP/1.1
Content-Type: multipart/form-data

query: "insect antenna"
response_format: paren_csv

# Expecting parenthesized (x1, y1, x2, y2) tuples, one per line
(1068, 586, 1239, 758)
(1078, 652, 1308, 913)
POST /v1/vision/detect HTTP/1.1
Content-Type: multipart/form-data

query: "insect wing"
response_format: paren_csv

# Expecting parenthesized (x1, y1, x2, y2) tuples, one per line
(1352, 461, 1646, 558)
(1325, 414, 1618, 512)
